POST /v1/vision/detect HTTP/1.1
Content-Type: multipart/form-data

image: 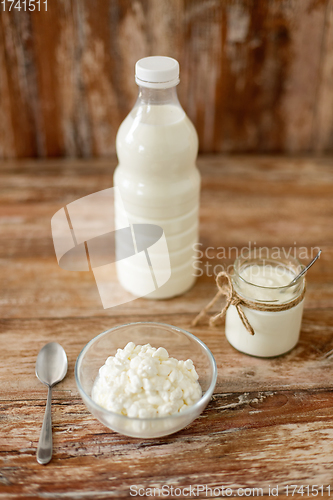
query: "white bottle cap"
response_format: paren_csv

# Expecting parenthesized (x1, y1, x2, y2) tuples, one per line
(135, 56, 180, 89)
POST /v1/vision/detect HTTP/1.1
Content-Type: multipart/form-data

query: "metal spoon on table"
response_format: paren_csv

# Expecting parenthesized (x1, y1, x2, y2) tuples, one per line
(35, 342, 68, 465)
(287, 249, 322, 287)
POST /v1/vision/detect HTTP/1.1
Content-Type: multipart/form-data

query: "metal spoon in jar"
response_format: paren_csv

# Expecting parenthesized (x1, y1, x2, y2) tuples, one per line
(35, 342, 68, 465)
(287, 249, 322, 287)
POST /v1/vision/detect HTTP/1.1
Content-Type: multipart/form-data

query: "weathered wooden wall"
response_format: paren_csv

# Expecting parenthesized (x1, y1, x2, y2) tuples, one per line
(0, 0, 333, 159)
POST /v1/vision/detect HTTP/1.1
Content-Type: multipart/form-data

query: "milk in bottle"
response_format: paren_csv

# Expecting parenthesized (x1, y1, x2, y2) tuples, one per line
(114, 56, 200, 299)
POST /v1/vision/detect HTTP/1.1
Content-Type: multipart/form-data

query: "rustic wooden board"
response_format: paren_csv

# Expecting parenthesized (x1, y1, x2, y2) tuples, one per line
(1, 1, 333, 159)
(0, 155, 333, 498)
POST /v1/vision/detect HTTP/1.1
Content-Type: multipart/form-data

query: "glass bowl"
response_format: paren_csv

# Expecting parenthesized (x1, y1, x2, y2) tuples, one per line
(75, 322, 217, 438)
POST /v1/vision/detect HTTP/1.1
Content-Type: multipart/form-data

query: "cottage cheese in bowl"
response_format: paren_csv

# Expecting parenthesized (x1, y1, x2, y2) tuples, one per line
(75, 322, 217, 438)
(91, 342, 202, 418)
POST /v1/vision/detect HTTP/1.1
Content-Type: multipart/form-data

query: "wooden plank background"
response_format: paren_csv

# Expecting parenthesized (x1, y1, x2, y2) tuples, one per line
(0, 0, 333, 159)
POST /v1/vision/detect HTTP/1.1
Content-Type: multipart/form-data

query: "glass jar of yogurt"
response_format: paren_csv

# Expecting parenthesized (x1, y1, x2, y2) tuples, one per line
(225, 251, 306, 357)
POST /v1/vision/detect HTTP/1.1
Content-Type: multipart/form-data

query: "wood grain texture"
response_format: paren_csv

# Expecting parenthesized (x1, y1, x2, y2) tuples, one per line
(1, 0, 333, 159)
(0, 155, 333, 498)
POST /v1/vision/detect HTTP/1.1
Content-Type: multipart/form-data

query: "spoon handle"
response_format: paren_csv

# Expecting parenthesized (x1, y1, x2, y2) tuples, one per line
(288, 249, 322, 286)
(37, 386, 53, 465)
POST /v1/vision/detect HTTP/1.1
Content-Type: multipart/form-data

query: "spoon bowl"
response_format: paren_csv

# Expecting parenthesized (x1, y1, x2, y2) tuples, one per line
(36, 342, 68, 465)
(36, 342, 68, 387)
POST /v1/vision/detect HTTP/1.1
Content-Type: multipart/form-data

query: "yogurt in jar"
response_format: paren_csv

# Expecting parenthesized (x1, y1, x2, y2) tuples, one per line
(225, 259, 305, 357)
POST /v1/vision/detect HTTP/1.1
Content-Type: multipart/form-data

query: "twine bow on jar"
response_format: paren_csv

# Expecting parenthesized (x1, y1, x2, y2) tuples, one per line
(192, 271, 306, 336)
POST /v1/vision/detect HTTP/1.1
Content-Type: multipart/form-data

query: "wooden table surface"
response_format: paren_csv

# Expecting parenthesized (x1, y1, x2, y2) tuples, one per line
(1, 155, 333, 499)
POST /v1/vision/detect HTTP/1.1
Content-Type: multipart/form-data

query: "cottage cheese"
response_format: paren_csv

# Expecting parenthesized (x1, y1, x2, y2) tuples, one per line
(91, 342, 202, 418)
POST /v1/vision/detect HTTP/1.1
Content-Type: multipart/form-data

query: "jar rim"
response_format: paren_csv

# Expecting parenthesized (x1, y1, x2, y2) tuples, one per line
(233, 251, 305, 292)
